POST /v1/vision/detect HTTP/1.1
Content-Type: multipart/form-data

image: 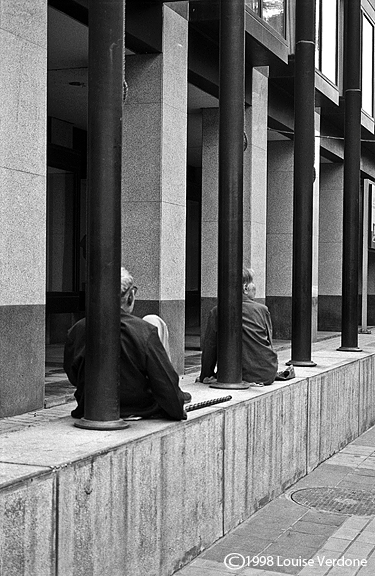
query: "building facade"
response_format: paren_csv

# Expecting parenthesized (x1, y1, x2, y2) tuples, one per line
(1, 0, 375, 417)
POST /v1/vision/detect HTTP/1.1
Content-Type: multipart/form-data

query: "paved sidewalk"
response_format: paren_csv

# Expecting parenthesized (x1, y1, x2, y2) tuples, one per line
(175, 425, 375, 576)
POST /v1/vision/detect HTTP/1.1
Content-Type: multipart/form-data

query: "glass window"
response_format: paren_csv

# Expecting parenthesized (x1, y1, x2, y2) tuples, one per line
(246, 0, 260, 15)
(315, 0, 338, 85)
(362, 14, 374, 117)
(321, 0, 337, 83)
(246, 0, 285, 37)
(263, 0, 285, 37)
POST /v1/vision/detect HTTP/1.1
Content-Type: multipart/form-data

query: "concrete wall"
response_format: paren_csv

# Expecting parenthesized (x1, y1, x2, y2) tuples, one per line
(0, 0, 47, 416)
(1, 339, 375, 575)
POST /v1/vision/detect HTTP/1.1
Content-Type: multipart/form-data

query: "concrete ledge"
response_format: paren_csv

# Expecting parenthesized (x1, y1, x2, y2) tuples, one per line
(1, 335, 375, 575)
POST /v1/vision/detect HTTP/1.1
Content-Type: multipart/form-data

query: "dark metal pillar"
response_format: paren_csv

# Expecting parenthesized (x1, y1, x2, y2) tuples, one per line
(289, 0, 317, 367)
(338, 0, 362, 352)
(75, 0, 128, 430)
(213, 0, 249, 390)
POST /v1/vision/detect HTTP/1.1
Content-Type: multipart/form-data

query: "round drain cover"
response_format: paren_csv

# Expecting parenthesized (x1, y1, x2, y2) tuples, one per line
(291, 487, 375, 516)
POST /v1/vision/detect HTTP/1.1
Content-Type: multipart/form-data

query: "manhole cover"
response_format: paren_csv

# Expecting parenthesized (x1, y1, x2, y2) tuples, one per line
(291, 487, 375, 516)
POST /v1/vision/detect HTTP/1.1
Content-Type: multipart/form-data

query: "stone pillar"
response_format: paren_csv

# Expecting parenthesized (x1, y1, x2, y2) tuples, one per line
(0, 0, 47, 417)
(243, 66, 269, 301)
(122, 5, 188, 373)
(201, 108, 219, 340)
(312, 110, 321, 341)
(318, 164, 344, 331)
(266, 140, 294, 339)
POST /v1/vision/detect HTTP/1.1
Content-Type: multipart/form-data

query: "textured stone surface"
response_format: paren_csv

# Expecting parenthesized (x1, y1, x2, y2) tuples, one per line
(1, 336, 375, 575)
(0, 168, 46, 306)
(0, 473, 55, 576)
(0, 30, 46, 176)
(0, 304, 45, 417)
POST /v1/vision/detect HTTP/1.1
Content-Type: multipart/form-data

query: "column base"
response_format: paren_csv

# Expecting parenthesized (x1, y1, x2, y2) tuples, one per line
(209, 382, 251, 390)
(74, 418, 130, 430)
(286, 360, 317, 367)
(337, 346, 363, 352)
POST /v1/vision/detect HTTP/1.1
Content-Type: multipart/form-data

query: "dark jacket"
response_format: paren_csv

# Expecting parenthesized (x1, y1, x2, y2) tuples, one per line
(64, 310, 186, 420)
(199, 296, 278, 385)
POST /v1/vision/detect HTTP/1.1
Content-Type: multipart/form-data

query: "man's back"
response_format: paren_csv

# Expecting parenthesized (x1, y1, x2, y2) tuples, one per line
(199, 295, 278, 385)
(64, 312, 185, 420)
(241, 296, 278, 385)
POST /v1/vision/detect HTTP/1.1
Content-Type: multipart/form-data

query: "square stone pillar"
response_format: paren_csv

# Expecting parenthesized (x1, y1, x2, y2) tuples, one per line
(267, 140, 294, 339)
(312, 110, 321, 341)
(243, 66, 269, 301)
(201, 108, 219, 340)
(0, 0, 47, 417)
(122, 5, 188, 373)
(318, 164, 344, 331)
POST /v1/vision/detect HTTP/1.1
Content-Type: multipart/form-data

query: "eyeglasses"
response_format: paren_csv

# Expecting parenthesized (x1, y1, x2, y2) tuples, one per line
(121, 285, 138, 297)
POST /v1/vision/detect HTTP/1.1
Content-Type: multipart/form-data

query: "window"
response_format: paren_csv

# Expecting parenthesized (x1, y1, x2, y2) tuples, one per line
(362, 13, 374, 117)
(315, 0, 338, 85)
(246, 0, 286, 37)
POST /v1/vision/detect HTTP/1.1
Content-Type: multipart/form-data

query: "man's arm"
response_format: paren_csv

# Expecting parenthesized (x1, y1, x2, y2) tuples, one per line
(145, 330, 186, 420)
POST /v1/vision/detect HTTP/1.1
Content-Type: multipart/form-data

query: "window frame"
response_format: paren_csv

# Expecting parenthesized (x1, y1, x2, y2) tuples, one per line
(315, 0, 339, 87)
(362, 9, 375, 120)
(246, 0, 287, 39)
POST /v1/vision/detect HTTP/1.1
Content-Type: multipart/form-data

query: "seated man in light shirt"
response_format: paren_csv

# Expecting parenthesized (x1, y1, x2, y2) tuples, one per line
(64, 268, 191, 420)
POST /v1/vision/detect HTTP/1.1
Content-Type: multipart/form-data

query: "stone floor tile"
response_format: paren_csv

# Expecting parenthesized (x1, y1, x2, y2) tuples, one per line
(330, 526, 361, 541)
(341, 446, 375, 455)
(289, 521, 338, 537)
(338, 476, 375, 489)
(261, 536, 318, 561)
(340, 517, 371, 531)
(292, 466, 351, 488)
(298, 510, 346, 527)
(364, 518, 375, 532)
(201, 534, 265, 563)
(357, 531, 375, 545)
(322, 537, 351, 552)
(274, 529, 329, 551)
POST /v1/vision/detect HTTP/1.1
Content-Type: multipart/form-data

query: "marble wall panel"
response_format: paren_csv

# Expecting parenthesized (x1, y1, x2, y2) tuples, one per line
(161, 103, 187, 207)
(307, 364, 360, 470)
(223, 403, 252, 532)
(0, 168, 46, 306)
(201, 222, 218, 298)
(318, 244, 343, 295)
(0, 31, 46, 176)
(319, 164, 344, 296)
(0, 304, 45, 417)
(124, 54, 162, 105)
(122, 201, 161, 300)
(0, 0, 47, 48)
(158, 415, 224, 575)
(359, 355, 375, 434)
(0, 473, 55, 576)
(160, 202, 186, 300)
(162, 4, 188, 114)
(122, 101, 162, 203)
(266, 234, 293, 297)
(58, 450, 130, 576)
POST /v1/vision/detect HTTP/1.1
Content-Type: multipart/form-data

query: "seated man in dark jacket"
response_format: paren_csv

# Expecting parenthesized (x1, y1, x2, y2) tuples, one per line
(64, 268, 189, 421)
(197, 268, 278, 386)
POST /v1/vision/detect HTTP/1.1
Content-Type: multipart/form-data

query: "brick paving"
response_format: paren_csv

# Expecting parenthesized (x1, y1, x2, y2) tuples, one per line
(175, 426, 375, 576)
